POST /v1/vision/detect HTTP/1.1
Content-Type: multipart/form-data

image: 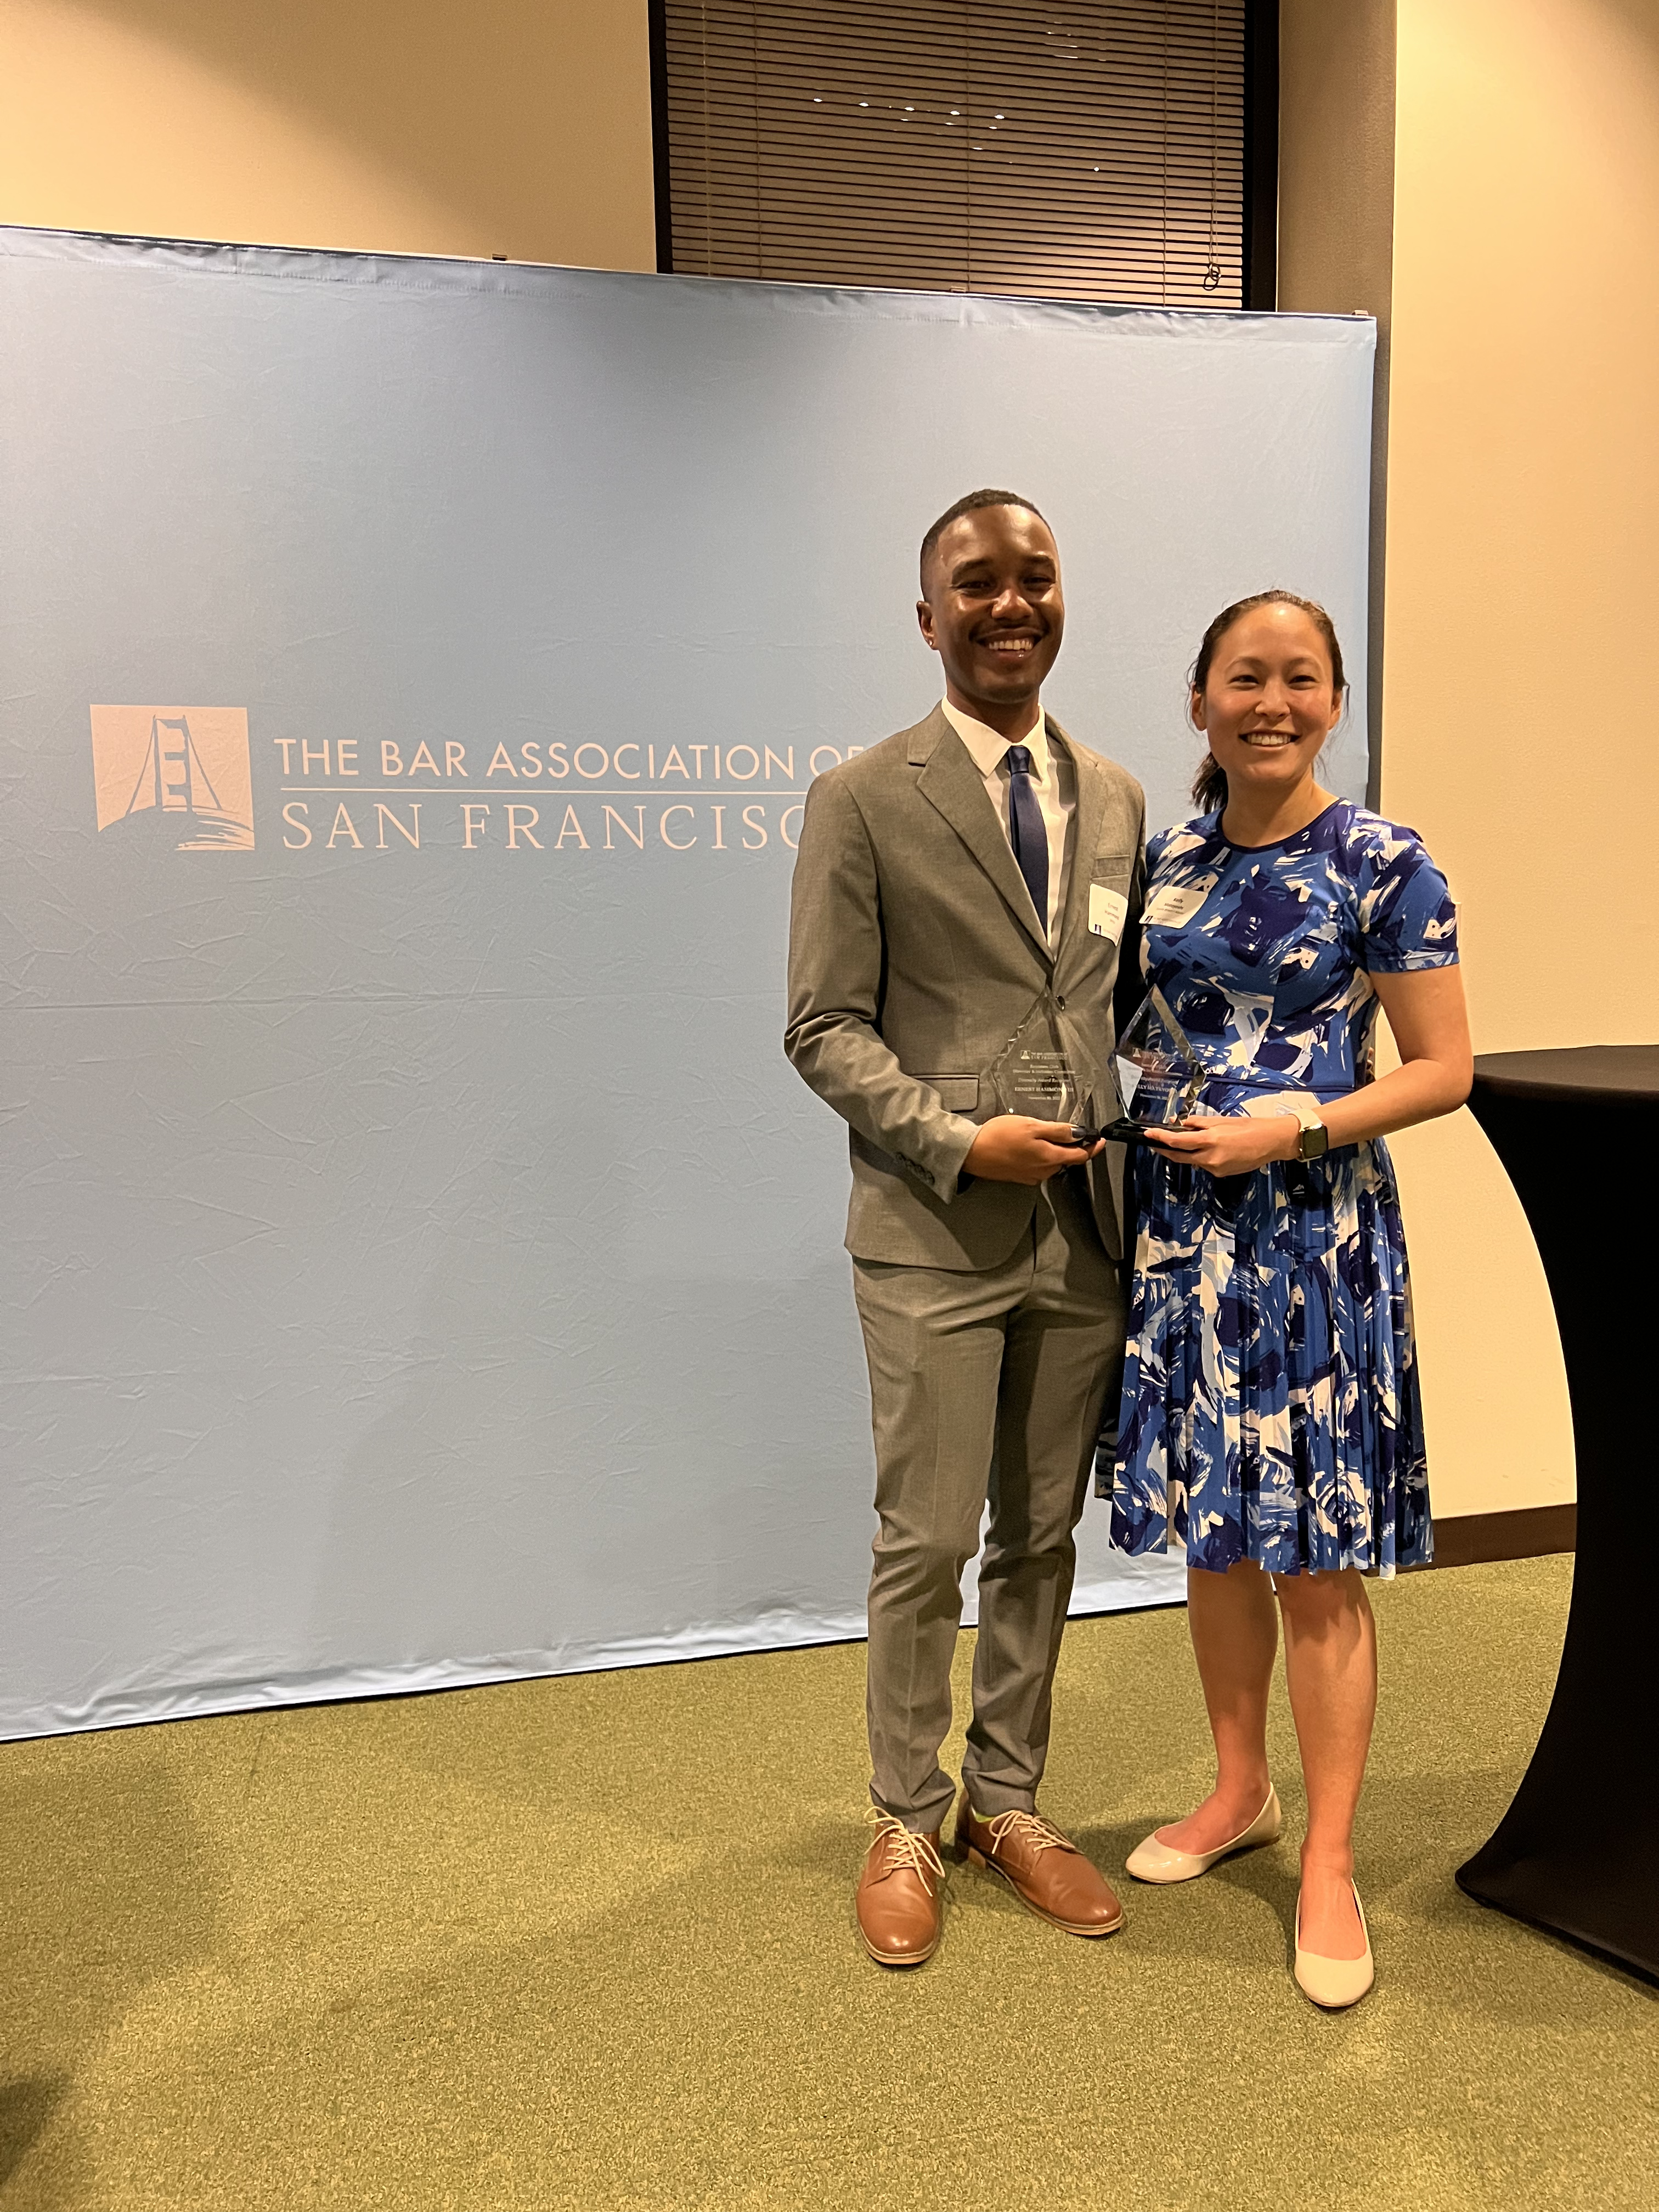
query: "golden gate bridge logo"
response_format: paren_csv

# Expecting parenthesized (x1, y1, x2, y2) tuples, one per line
(90, 706, 255, 851)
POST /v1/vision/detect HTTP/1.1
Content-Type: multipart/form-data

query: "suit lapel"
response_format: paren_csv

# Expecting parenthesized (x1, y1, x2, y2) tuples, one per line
(1049, 714, 1108, 968)
(912, 708, 1051, 966)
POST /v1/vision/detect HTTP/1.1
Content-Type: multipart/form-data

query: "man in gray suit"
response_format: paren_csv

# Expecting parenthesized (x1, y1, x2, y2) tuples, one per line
(785, 489, 1146, 1967)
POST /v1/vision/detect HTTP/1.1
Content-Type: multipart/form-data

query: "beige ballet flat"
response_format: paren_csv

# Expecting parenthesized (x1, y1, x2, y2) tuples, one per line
(1125, 1786, 1283, 1884)
(1293, 1882, 1375, 2009)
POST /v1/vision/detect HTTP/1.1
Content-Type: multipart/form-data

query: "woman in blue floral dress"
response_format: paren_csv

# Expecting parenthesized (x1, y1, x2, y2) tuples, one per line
(1105, 590, 1471, 2007)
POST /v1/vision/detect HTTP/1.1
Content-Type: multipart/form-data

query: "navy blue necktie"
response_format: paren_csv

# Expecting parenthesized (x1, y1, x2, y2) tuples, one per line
(1005, 743, 1048, 933)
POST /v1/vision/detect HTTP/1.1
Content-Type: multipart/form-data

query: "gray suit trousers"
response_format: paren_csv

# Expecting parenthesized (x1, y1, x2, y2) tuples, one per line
(853, 1167, 1127, 1834)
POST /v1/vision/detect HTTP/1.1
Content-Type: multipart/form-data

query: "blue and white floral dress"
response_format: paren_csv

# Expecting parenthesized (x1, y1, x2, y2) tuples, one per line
(1103, 799, 1459, 1579)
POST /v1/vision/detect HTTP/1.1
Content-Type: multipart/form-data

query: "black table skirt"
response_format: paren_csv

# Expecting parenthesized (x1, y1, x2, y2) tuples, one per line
(1454, 1045, 1659, 1983)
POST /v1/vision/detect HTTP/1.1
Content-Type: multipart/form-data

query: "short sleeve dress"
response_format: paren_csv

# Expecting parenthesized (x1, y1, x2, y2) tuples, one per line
(1103, 798, 1459, 1579)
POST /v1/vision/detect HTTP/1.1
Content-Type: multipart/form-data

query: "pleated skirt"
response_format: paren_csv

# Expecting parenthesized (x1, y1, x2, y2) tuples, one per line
(1102, 1124, 1434, 1579)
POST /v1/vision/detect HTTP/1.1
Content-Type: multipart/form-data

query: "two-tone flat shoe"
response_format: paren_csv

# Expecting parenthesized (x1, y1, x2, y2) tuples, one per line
(1124, 1785, 1282, 1884)
(1294, 1882, 1374, 2009)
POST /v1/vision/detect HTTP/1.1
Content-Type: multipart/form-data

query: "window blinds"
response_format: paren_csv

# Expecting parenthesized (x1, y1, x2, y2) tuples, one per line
(661, 1, 1249, 307)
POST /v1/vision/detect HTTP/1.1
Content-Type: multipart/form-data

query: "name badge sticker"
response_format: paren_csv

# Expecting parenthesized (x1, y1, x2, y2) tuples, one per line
(1088, 884, 1128, 941)
(1143, 878, 1211, 929)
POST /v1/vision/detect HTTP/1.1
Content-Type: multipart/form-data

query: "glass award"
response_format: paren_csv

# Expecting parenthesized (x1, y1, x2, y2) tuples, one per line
(1095, 985, 1206, 1141)
(988, 991, 1103, 1131)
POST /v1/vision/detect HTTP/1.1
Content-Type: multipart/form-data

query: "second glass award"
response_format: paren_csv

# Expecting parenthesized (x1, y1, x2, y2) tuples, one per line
(1098, 985, 1206, 1139)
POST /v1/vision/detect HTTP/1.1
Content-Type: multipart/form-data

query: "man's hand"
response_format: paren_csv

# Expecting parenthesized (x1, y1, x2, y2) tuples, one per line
(963, 1115, 1101, 1186)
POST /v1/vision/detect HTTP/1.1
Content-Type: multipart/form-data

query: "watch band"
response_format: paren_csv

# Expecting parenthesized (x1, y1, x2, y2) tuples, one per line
(1282, 1098, 1329, 1160)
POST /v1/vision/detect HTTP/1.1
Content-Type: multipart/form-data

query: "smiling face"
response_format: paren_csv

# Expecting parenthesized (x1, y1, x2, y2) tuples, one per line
(1193, 601, 1344, 804)
(916, 504, 1065, 727)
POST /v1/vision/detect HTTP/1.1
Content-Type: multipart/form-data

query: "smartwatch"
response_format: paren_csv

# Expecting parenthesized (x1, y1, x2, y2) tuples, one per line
(1284, 1099, 1329, 1160)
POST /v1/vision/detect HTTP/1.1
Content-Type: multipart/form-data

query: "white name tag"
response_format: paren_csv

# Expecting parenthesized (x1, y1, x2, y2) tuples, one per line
(1088, 884, 1128, 941)
(1143, 879, 1210, 929)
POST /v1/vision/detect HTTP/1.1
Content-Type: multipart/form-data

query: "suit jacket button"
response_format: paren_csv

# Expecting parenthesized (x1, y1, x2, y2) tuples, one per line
(1056, 994, 1066, 1009)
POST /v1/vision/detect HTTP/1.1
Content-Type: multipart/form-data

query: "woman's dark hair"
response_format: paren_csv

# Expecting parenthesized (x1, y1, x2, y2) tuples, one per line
(1188, 589, 1347, 814)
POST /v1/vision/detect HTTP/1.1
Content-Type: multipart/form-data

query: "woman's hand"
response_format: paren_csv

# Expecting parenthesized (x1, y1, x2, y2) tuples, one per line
(1144, 964, 1475, 1177)
(1146, 1113, 1299, 1176)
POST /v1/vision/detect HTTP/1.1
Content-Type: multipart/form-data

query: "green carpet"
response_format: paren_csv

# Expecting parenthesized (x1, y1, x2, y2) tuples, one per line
(1, 1556, 1652, 2210)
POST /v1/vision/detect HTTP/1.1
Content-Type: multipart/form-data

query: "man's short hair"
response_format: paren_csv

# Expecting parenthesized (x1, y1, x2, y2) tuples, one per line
(919, 488, 1047, 589)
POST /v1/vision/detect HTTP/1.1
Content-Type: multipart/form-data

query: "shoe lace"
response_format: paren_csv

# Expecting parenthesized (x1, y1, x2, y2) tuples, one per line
(984, 1808, 1075, 1857)
(866, 1808, 945, 1881)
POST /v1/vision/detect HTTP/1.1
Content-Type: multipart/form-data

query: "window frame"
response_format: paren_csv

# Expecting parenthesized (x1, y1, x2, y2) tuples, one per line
(648, 0, 1280, 307)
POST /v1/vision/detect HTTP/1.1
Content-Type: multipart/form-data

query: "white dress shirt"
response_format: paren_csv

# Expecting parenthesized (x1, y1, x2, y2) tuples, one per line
(940, 697, 1076, 944)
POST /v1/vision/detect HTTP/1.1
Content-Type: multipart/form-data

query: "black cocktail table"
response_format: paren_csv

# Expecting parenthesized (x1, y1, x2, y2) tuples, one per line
(1454, 1044, 1659, 1983)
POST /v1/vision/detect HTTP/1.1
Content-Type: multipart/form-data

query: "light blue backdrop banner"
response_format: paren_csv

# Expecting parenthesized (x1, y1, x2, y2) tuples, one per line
(0, 228, 1374, 1738)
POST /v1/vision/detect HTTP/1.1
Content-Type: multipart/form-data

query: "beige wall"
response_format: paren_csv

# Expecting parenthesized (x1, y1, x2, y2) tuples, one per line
(1278, 0, 1396, 780)
(1231, 0, 1659, 1521)
(0, 0, 657, 270)
(1278, 0, 1579, 1521)
(1283, 0, 1659, 1518)
(1379, 0, 1659, 1515)
(7, 0, 1651, 1520)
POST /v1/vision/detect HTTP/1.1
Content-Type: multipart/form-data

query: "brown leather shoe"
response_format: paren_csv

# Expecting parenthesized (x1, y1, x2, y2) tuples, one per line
(955, 1793, 1124, 1936)
(856, 1811, 946, 1967)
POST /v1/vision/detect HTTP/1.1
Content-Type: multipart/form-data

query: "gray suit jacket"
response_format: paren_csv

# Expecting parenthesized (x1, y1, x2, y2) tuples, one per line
(785, 706, 1146, 1271)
